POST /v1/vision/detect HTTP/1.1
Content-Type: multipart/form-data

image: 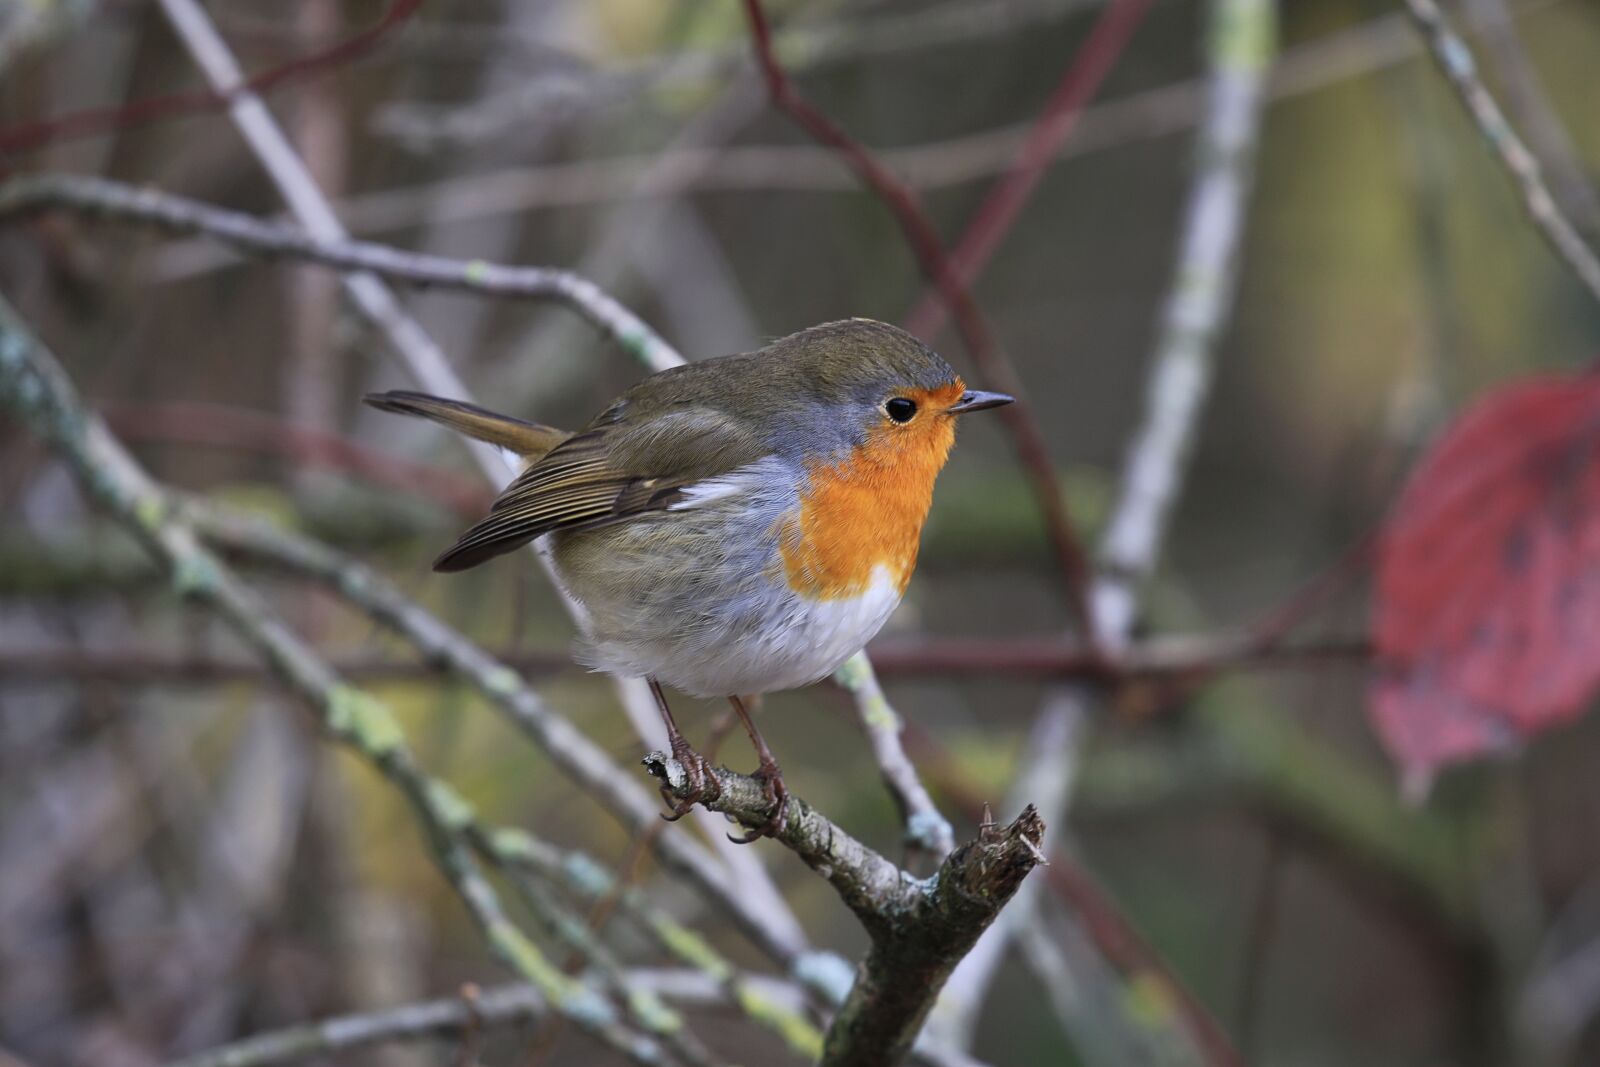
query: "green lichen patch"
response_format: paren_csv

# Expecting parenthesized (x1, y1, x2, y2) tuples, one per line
(650, 916, 732, 982)
(623, 986, 682, 1034)
(423, 779, 477, 832)
(733, 982, 824, 1060)
(325, 685, 406, 756)
(484, 666, 523, 698)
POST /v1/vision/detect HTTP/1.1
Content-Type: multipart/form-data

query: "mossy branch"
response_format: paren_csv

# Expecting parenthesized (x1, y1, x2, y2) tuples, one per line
(0, 295, 685, 1066)
(646, 752, 1045, 1066)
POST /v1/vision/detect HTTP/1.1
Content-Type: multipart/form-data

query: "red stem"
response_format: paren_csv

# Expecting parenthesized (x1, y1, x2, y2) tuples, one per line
(0, 0, 423, 158)
(1246, 532, 1377, 652)
(1044, 862, 1245, 1067)
(900, 726, 1244, 1067)
(103, 401, 491, 517)
(866, 634, 1370, 679)
(904, 0, 1156, 339)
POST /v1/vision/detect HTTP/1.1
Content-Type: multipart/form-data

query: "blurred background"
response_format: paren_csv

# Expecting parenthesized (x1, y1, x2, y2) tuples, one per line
(3, 1, 1600, 1064)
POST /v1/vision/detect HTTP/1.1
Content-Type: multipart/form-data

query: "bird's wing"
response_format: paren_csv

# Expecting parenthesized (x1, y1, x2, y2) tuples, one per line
(431, 406, 765, 572)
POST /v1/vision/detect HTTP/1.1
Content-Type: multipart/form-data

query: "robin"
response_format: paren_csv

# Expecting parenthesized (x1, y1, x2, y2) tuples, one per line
(366, 318, 1012, 840)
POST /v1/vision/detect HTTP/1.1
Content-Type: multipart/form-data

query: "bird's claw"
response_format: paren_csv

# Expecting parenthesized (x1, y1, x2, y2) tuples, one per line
(657, 737, 721, 822)
(726, 759, 788, 844)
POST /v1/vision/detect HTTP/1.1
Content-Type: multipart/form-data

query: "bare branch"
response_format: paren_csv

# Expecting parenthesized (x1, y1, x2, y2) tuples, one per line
(1096, 0, 1276, 644)
(134, 0, 1565, 282)
(904, 0, 1155, 340)
(0, 174, 681, 374)
(950, 0, 1276, 1058)
(834, 653, 956, 858)
(489, 831, 828, 1062)
(1403, 0, 1600, 308)
(0, 632, 1372, 686)
(646, 752, 1045, 1067)
(0, 298, 675, 1066)
(167, 984, 547, 1067)
(371, 0, 1108, 152)
(1462, 0, 1600, 233)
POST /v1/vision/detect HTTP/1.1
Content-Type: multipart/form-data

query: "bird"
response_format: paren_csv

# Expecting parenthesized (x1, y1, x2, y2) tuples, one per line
(365, 318, 1012, 840)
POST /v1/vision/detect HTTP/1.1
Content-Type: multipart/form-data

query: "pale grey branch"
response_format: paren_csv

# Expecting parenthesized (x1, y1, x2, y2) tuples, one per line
(645, 753, 1045, 1066)
(1403, 0, 1600, 307)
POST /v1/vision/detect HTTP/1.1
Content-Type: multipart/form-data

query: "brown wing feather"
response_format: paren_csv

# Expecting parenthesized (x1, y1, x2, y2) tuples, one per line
(430, 416, 732, 573)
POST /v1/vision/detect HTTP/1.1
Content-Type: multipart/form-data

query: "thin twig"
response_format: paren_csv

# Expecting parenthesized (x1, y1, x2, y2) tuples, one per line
(0, 0, 423, 157)
(166, 983, 549, 1067)
(936, 702, 1086, 1048)
(741, 0, 1097, 636)
(101, 400, 491, 517)
(370, 0, 1108, 152)
(0, 633, 1373, 686)
(0, 174, 680, 373)
(1044, 860, 1243, 1066)
(946, 0, 1277, 1058)
(833, 653, 955, 858)
(488, 830, 828, 1063)
(0, 298, 674, 1067)
(142, 2, 1566, 280)
(1403, 0, 1600, 308)
(645, 752, 1046, 1067)
(904, 0, 1156, 339)
(1095, 0, 1276, 646)
(1462, 0, 1600, 233)
(469, 829, 716, 1067)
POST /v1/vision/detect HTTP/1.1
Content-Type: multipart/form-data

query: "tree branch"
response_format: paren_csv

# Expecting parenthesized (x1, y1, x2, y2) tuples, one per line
(371, 0, 1108, 153)
(1403, 0, 1600, 308)
(834, 652, 956, 858)
(0, 297, 676, 1066)
(0, 632, 1372, 685)
(1461, 0, 1600, 234)
(0, 0, 423, 157)
(0, 174, 680, 373)
(167, 984, 546, 1067)
(646, 753, 1045, 1067)
(903, 0, 1155, 340)
(945, 0, 1275, 1058)
(128, 0, 1565, 276)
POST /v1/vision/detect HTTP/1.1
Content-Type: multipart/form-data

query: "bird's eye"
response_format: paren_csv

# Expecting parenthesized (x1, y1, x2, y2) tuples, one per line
(884, 397, 917, 423)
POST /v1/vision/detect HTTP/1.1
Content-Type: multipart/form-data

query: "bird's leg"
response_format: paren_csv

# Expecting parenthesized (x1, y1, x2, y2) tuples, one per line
(648, 677, 720, 821)
(725, 694, 789, 843)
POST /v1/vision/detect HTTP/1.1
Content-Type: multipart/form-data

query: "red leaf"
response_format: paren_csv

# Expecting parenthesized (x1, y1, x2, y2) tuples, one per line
(1371, 372, 1600, 791)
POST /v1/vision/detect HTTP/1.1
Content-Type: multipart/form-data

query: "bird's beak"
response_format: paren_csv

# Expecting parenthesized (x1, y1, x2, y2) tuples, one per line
(947, 389, 1015, 414)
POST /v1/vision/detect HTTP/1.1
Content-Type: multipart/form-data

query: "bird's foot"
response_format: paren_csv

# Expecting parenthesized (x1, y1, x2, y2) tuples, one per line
(658, 733, 722, 822)
(727, 756, 788, 844)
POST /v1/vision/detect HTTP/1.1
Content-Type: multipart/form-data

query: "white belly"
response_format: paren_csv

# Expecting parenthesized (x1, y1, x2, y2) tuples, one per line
(573, 560, 904, 698)
(685, 564, 904, 697)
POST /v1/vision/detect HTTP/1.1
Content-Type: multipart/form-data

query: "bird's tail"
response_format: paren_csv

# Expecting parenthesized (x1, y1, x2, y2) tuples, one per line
(364, 390, 569, 461)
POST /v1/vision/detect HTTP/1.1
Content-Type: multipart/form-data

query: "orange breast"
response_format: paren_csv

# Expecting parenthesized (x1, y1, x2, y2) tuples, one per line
(777, 382, 963, 600)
